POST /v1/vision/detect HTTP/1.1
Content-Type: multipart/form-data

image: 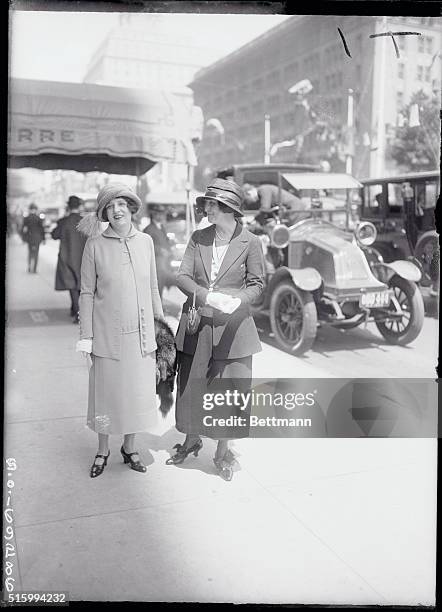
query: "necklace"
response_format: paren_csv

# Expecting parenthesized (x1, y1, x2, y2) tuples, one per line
(215, 227, 234, 241)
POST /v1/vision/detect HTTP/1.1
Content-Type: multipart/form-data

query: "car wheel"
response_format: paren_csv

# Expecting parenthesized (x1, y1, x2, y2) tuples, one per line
(414, 232, 439, 289)
(269, 281, 317, 354)
(375, 275, 424, 345)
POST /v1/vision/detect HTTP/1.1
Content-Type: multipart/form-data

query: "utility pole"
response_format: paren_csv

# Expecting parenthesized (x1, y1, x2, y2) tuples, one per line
(375, 16, 388, 177)
(264, 114, 271, 164)
(346, 88, 354, 174)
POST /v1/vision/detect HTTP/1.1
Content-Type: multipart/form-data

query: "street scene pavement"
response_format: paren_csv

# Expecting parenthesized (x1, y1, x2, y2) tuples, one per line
(4, 235, 437, 605)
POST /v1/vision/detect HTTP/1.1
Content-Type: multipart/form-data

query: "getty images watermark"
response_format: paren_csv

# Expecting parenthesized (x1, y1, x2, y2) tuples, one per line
(202, 388, 315, 428)
(190, 378, 438, 438)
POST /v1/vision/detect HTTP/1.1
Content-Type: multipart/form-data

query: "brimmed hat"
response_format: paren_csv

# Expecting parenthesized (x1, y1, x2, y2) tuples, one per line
(196, 178, 244, 217)
(149, 203, 167, 213)
(67, 195, 83, 210)
(96, 183, 141, 221)
(77, 182, 141, 237)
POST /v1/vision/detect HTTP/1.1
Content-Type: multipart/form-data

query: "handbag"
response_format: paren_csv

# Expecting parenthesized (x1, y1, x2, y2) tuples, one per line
(186, 291, 201, 335)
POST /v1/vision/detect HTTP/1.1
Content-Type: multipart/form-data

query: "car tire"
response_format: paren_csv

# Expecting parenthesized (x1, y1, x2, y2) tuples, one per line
(414, 231, 439, 288)
(269, 281, 317, 354)
(375, 275, 424, 345)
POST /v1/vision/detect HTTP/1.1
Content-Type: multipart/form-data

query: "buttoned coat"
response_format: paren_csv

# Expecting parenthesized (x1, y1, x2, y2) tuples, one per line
(79, 225, 163, 360)
(175, 222, 265, 360)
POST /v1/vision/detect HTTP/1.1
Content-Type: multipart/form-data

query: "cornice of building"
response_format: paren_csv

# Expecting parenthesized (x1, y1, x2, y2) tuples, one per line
(189, 13, 440, 86)
(190, 15, 304, 83)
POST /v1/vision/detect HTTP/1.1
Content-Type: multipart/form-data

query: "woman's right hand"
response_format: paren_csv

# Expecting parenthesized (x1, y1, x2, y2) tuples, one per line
(76, 339, 93, 368)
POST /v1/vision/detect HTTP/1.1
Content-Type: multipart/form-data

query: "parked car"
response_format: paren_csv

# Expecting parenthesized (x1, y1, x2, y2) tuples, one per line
(359, 171, 439, 297)
(246, 172, 424, 355)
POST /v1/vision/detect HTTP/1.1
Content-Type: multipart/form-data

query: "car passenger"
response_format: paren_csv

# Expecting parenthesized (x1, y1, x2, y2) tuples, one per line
(242, 183, 309, 224)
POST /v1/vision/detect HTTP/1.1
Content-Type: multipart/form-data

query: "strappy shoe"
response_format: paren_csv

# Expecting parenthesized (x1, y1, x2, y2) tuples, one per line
(90, 450, 110, 478)
(165, 439, 203, 465)
(213, 449, 237, 482)
(120, 446, 147, 473)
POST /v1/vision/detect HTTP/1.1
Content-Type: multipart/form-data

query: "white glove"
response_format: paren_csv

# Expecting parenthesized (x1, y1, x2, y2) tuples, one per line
(76, 338, 92, 354)
(206, 292, 241, 314)
(222, 296, 241, 314)
(76, 339, 93, 370)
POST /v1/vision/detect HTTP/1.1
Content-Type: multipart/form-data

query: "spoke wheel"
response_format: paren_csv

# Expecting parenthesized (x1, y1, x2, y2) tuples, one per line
(375, 275, 424, 345)
(270, 282, 317, 354)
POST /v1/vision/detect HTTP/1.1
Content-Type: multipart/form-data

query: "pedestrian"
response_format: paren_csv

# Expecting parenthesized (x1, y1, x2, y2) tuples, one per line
(76, 183, 165, 478)
(166, 179, 265, 481)
(143, 203, 174, 298)
(21, 203, 45, 273)
(51, 196, 87, 323)
(242, 183, 310, 224)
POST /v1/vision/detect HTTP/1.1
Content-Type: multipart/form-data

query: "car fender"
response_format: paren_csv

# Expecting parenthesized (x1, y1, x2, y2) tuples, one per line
(382, 260, 422, 282)
(268, 266, 322, 291)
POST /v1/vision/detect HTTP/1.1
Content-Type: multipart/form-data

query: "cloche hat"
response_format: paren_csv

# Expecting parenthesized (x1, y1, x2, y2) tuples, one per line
(196, 178, 244, 217)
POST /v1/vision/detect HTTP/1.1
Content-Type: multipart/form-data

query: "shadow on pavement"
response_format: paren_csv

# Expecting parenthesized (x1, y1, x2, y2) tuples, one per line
(7, 308, 74, 328)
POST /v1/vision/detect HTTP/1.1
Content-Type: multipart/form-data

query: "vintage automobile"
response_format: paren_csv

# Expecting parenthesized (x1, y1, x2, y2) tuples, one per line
(247, 172, 425, 355)
(359, 171, 439, 297)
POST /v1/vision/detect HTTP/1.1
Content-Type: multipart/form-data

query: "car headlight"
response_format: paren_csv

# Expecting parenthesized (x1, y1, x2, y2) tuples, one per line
(271, 223, 290, 249)
(355, 221, 377, 246)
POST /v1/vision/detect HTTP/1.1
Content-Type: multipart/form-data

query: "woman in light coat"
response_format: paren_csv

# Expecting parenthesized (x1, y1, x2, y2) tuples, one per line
(76, 183, 164, 478)
(166, 179, 265, 480)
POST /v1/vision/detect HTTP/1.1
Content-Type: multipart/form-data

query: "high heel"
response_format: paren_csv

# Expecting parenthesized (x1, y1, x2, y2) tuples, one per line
(166, 438, 203, 465)
(90, 450, 110, 478)
(120, 446, 147, 473)
(213, 449, 236, 481)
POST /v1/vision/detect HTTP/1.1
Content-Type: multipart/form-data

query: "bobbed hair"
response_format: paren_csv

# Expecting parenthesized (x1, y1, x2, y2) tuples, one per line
(101, 196, 139, 222)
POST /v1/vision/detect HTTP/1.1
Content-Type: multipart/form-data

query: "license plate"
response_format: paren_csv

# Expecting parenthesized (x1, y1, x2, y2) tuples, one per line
(360, 291, 390, 308)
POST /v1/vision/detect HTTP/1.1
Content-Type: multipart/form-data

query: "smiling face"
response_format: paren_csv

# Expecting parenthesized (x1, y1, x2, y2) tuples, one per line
(105, 197, 132, 233)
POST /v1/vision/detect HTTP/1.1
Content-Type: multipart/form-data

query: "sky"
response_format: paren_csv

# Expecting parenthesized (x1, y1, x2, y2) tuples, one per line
(10, 10, 291, 83)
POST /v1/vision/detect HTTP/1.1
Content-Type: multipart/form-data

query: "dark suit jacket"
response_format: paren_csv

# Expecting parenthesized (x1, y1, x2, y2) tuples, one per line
(52, 213, 87, 290)
(175, 222, 265, 359)
(22, 214, 45, 245)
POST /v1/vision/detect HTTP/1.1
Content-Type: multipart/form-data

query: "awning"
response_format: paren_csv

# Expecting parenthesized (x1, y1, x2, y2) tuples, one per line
(8, 78, 198, 175)
(282, 172, 362, 190)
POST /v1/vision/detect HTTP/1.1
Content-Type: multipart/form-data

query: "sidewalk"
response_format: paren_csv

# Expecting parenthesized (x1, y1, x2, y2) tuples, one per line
(4, 237, 436, 604)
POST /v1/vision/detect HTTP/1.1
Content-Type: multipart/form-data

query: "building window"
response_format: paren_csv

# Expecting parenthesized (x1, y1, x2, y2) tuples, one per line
(417, 65, 424, 80)
(398, 63, 405, 79)
(425, 36, 433, 54)
(425, 67, 431, 82)
(418, 36, 424, 52)
(432, 78, 440, 91)
(398, 36, 406, 51)
(396, 91, 404, 108)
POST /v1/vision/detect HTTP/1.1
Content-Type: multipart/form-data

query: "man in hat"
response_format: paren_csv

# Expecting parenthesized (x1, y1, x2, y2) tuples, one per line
(51, 195, 87, 322)
(21, 203, 45, 273)
(143, 203, 173, 298)
(242, 183, 310, 225)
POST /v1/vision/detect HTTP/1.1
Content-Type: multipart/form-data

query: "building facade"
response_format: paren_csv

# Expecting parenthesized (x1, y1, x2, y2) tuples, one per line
(190, 15, 441, 185)
(83, 13, 207, 192)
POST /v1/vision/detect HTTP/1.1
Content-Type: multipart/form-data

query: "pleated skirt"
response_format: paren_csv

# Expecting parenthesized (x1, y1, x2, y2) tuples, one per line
(87, 331, 158, 435)
(175, 317, 252, 439)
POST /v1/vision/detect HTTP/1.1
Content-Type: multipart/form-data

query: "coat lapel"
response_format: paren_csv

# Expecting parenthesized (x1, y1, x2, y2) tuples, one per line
(198, 224, 215, 281)
(212, 223, 248, 285)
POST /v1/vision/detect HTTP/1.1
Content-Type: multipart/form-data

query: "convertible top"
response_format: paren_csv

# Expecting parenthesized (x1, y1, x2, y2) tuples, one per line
(282, 172, 362, 190)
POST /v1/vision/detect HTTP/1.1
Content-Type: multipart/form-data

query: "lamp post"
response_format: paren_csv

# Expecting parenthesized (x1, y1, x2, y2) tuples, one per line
(264, 114, 271, 164)
(346, 88, 354, 174)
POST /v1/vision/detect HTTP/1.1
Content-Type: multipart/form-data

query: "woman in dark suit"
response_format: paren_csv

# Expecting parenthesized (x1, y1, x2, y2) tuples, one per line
(166, 179, 265, 480)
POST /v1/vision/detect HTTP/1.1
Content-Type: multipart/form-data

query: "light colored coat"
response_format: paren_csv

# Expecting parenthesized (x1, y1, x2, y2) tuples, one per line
(79, 225, 164, 359)
(175, 222, 265, 360)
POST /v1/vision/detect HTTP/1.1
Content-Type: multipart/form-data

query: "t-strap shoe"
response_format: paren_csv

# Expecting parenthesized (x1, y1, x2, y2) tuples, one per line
(90, 450, 110, 478)
(165, 439, 203, 465)
(213, 449, 237, 481)
(120, 446, 147, 473)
